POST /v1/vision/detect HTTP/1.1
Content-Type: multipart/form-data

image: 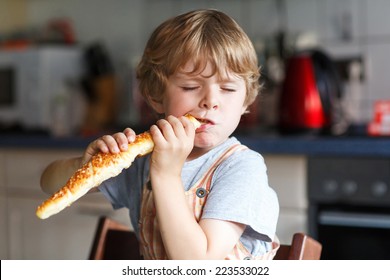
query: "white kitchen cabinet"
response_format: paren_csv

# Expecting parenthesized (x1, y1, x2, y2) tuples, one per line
(0, 151, 5, 188)
(264, 155, 308, 244)
(0, 151, 7, 259)
(2, 148, 130, 259)
(7, 195, 108, 259)
(5, 149, 81, 192)
(0, 195, 7, 259)
(276, 209, 308, 244)
(6, 192, 129, 259)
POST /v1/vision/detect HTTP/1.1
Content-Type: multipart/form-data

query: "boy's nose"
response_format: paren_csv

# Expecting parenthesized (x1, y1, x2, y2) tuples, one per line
(202, 101, 218, 110)
(201, 90, 219, 110)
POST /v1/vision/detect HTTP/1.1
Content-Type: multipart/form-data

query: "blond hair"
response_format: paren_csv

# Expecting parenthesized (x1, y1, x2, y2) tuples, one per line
(136, 9, 261, 108)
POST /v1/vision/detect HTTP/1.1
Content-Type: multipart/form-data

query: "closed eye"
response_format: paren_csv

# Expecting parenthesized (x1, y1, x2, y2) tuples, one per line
(221, 87, 236, 93)
(182, 86, 199, 91)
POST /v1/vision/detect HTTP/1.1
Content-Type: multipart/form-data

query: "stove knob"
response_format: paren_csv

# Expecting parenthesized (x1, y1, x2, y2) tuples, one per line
(371, 181, 388, 197)
(342, 180, 358, 196)
(322, 180, 338, 195)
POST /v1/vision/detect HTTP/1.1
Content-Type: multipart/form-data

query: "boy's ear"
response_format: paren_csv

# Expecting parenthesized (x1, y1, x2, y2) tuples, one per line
(241, 105, 248, 115)
(149, 98, 165, 114)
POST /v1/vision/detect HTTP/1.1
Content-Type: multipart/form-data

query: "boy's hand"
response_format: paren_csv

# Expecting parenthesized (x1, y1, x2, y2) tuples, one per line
(149, 115, 196, 176)
(82, 128, 136, 165)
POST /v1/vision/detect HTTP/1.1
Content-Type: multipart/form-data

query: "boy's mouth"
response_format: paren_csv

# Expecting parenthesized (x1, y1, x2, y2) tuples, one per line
(195, 118, 214, 132)
(196, 118, 214, 125)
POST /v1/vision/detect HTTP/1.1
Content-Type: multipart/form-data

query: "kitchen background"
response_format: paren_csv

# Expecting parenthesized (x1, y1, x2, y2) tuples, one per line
(2, 0, 389, 134)
(2, 0, 390, 260)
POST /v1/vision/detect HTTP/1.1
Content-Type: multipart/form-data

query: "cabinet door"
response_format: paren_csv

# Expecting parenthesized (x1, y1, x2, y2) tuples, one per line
(5, 149, 81, 193)
(0, 152, 6, 259)
(7, 196, 110, 259)
(264, 155, 308, 209)
(264, 155, 308, 244)
(0, 196, 7, 259)
(4, 148, 132, 259)
(0, 151, 5, 189)
(276, 210, 307, 245)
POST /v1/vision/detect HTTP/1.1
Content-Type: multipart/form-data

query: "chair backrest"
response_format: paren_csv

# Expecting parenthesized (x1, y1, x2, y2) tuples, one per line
(273, 232, 322, 260)
(89, 216, 322, 260)
(89, 216, 142, 260)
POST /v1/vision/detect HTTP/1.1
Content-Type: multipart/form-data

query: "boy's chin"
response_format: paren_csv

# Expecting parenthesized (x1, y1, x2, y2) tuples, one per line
(195, 135, 226, 149)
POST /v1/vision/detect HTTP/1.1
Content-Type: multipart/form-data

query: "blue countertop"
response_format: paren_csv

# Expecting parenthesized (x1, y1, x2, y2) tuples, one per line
(1, 133, 390, 157)
(238, 135, 390, 157)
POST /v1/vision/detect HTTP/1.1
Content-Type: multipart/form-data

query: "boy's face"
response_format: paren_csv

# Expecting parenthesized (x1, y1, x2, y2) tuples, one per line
(152, 61, 247, 154)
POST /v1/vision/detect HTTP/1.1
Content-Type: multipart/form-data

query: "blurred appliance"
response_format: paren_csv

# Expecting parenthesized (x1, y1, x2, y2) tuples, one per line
(308, 157, 390, 259)
(0, 47, 84, 131)
(279, 49, 341, 134)
(81, 43, 116, 135)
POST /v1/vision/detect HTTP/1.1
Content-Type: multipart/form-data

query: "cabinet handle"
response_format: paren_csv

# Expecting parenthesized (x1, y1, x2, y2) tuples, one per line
(319, 210, 390, 229)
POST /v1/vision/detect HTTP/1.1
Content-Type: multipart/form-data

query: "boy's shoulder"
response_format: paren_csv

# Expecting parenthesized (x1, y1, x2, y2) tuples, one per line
(225, 136, 262, 157)
(214, 137, 265, 170)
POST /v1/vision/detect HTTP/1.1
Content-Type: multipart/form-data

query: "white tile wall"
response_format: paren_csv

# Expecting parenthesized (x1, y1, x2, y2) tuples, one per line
(14, 0, 390, 123)
(366, 43, 390, 99)
(27, 0, 145, 61)
(246, 0, 280, 37)
(285, 0, 320, 35)
(366, 0, 390, 38)
(317, 0, 363, 42)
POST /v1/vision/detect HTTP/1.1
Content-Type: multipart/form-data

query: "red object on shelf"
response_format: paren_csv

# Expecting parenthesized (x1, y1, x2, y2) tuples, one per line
(0, 40, 31, 50)
(47, 18, 76, 44)
(367, 100, 390, 136)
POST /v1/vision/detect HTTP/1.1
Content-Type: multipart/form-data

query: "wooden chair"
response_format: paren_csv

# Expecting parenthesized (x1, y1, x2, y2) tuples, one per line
(89, 216, 142, 260)
(273, 232, 322, 260)
(89, 216, 322, 260)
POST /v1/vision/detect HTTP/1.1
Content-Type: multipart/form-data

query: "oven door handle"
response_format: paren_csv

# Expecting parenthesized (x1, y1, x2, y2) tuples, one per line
(319, 211, 390, 229)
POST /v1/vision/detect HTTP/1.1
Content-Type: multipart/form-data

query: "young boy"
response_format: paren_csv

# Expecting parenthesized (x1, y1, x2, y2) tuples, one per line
(41, 9, 279, 260)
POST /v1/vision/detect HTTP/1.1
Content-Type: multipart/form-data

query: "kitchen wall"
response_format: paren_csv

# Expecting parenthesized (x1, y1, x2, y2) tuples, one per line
(4, 0, 390, 125)
(0, 0, 27, 33)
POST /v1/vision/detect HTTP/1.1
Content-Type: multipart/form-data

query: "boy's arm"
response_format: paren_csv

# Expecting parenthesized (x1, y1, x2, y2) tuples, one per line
(40, 157, 83, 195)
(152, 174, 245, 259)
(40, 126, 139, 196)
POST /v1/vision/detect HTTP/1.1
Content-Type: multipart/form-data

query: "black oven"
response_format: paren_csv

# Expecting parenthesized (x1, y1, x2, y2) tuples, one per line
(308, 156, 390, 259)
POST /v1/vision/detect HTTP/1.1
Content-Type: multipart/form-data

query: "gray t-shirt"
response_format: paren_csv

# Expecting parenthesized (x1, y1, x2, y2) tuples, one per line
(99, 137, 279, 257)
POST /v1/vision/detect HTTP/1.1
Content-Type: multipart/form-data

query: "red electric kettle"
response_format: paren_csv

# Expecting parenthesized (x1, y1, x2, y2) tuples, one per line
(278, 49, 341, 135)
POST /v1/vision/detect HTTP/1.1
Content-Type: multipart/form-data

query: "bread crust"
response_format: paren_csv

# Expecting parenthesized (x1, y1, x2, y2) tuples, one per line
(36, 115, 201, 219)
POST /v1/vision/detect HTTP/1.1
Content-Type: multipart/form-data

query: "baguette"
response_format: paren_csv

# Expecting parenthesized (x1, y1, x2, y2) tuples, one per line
(36, 114, 201, 219)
